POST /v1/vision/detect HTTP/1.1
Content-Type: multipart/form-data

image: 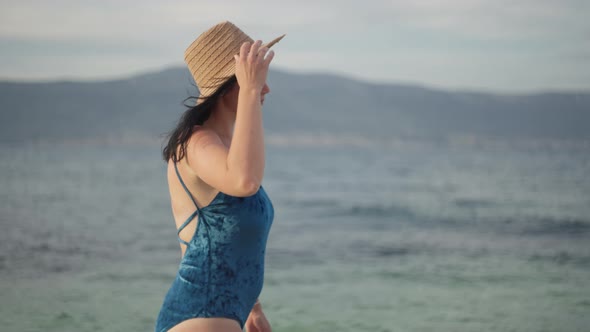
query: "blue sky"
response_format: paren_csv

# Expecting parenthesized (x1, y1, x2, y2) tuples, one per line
(0, 0, 588, 93)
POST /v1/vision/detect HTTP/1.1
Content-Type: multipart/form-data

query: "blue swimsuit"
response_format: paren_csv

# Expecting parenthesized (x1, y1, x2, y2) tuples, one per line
(154, 162, 274, 332)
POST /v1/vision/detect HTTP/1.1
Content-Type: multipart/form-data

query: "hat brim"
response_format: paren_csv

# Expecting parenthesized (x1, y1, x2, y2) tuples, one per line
(262, 34, 286, 50)
(196, 33, 286, 105)
(235, 33, 286, 56)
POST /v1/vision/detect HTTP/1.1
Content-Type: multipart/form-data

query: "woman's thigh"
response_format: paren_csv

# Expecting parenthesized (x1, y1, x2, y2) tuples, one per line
(168, 317, 242, 332)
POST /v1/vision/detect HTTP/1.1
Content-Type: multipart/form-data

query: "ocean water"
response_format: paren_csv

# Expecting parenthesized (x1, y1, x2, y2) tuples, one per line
(0, 141, 589, 332)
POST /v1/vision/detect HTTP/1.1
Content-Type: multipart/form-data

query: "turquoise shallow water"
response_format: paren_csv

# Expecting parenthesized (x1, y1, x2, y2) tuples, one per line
(1, 142, 589, 331)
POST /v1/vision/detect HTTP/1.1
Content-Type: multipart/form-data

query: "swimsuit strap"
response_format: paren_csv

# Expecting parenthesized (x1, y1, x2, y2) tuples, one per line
(174, 161, 201, 210)
(174, 161, 202, 247)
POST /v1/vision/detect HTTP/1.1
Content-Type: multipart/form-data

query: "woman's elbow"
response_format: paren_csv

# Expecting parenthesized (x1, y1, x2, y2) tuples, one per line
(237, 177, 261, 197)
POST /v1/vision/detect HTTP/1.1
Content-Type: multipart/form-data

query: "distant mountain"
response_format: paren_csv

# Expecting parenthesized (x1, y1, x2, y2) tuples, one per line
(1, 66, 589, 147)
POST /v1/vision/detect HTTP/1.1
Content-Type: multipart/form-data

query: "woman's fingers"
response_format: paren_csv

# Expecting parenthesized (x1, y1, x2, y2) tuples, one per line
(248, 40, 262, 61)
(237, 40, 273, 63)
(239, 41, 251, 60)
(257, 47, 269, 62)
(264, 49, 274, 66)
(234, 40, 274, 90)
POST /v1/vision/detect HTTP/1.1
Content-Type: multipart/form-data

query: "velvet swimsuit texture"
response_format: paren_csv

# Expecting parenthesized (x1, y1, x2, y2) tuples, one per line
(154, 162, 275, 332)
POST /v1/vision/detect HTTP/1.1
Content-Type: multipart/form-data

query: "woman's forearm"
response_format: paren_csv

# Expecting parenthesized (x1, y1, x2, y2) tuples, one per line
(227, 88, 265, 193)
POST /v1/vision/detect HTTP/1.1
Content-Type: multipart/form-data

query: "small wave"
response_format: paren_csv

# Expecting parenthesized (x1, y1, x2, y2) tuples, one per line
(84, 271, 173, 282)
(518, 217, 590, 236)
(266, 248, 324, 266)
(29, 242, 92, 256)
(141, 242, 179, 252)
(373, 245, 412, 257)
(453, 198, 498, 208)
(528, 251, 590, 267)
(352, 240, 420, 258)
(327, 202, 419, 220)
(287, 198, 340, 208)
(87, 271, 173, 283)
(54, 311, 73, 321)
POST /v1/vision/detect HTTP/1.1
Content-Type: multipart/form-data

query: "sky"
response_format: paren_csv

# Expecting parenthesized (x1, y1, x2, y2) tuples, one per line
(0, 0, 589, 93)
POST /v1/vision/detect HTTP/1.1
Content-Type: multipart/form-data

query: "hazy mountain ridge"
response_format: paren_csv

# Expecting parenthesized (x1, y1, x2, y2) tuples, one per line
(1, 66, 589, 147)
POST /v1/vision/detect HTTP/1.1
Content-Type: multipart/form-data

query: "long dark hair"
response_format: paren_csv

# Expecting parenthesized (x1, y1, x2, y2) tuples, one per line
(161, 75, 237, 163)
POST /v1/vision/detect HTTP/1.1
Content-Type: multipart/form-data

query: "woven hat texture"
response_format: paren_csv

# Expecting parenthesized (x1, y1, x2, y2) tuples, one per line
(184, 21, 285, 104)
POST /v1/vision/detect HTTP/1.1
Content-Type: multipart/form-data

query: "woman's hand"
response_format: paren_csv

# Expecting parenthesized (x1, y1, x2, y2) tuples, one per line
(245, 302, 272, 332)
(233, 40, 274, 93)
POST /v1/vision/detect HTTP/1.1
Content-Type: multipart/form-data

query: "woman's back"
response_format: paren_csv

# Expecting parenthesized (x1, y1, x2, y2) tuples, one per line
(167, 154, 224, 258)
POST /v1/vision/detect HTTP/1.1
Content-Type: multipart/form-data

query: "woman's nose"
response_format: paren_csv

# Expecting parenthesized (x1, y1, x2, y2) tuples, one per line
(262, 83, 270, 95)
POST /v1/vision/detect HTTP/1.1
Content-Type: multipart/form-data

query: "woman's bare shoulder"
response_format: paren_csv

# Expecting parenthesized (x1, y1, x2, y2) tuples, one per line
(189, 125, 222, 147)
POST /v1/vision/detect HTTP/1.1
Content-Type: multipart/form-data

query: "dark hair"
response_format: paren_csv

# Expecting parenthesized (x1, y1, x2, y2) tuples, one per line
(161, 75, 237, 163)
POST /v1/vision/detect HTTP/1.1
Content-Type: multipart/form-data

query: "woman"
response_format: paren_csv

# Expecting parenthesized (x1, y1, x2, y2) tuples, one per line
(154, 21, 285, 332)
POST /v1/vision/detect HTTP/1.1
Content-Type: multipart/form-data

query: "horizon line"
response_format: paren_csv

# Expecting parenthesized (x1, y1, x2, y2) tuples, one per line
(0, 64, 589, 97)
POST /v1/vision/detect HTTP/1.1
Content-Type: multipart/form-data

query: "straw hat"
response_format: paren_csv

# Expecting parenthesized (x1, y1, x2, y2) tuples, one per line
(184, 21, 286, 104)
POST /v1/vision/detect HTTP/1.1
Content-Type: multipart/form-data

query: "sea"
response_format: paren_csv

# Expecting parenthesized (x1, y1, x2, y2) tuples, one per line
(0, 139, 589, 332)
